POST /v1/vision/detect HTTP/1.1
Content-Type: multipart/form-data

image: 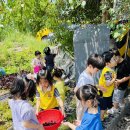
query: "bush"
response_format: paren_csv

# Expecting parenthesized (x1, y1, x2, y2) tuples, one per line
(0, 101, 12, 130)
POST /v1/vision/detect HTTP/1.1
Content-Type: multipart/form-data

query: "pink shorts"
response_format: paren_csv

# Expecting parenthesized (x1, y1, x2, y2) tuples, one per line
(34, 66, 41, 73)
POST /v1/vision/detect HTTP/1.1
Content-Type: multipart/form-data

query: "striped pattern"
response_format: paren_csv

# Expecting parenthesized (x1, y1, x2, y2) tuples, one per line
(115, 21, 130, 86)
(117, 31, 130, 57)
(117, 33, 130, 86)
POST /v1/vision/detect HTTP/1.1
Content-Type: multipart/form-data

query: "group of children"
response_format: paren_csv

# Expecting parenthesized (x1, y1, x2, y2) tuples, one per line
(64, 49, 130, 130)
(67, 49, 130, 130)
(8, 47, 130, 130)
(31, 47, 56, 74)
(99, 49, 130, 121)
(8, 47, 65, 130)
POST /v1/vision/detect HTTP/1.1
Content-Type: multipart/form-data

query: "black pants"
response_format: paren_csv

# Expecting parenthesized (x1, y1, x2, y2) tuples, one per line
(40, 107, 59, 111)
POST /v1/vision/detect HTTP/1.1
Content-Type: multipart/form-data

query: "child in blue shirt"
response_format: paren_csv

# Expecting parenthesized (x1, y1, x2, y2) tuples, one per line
(63, 84, 103, 130)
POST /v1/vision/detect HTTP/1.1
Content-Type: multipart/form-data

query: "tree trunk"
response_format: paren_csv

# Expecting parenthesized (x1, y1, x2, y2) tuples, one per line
(101, 0, 111, 23)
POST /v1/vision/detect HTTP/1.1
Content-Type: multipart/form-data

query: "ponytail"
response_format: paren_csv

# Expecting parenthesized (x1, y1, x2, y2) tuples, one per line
(76, 84, 100, 108)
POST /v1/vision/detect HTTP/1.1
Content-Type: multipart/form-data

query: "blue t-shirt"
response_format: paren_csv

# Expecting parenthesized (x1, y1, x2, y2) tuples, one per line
(76, 108, 103, 130)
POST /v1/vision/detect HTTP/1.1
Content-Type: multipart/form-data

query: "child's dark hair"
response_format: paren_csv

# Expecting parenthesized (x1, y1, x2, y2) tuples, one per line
(10, 77, 36, 101)
(102, 51, 114, 63)
(35, 50, 41, 56)
(52, 68, 64, 78)
(87, 54, 105, 70)
(76, 84, 99, 107)
(43, 47, 51, 55)
(109, 48, 120, 56)
(37, 70, 53, 85)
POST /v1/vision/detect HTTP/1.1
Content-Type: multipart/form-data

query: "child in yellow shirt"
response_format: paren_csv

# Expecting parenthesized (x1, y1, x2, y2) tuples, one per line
(99, 51, 117, 121)
(52, 68, 65, 102)
(35, 70, 65, 116)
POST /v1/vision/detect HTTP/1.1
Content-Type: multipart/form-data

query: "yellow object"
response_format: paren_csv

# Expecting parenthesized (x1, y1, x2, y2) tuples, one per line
(118, 40, 128, 57)
(36, 28, 52, 41)
(55, 81, 65, 102)
(116, 21, 130, 57)
(118, 24, 129, 42)
(37, 85, 58, 110)
(99, 67, 115, 97)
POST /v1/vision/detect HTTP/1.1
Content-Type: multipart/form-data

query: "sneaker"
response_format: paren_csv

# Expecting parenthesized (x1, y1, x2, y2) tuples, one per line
(107, 107, 119, 114)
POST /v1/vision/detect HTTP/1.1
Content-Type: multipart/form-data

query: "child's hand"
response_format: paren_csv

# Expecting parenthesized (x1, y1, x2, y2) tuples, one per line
(38, 124, 44, 130)
(61, 110, 66, 118)
(98, 86, 107, 92)
(73, 120, 81, 126)
(115, 79, 121, 87)
(35, 109, 39, 116)
(113, 73, 117, 80)
(27, 73, 35, 80)
(62, 122, 70, 126)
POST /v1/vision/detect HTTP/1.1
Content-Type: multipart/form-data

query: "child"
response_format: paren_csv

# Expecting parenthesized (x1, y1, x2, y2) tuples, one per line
(32, 51, 44, 74)
(43, 47, 56, 72)
(99, 51, 117, 121)
(74, 53, 105, 120)
(52, 68, 65, 102)
(107, 49, 130, 114)
(63, 84, 103, 130)
(8, 77, 44, 130)
(35, 70, 65, 116)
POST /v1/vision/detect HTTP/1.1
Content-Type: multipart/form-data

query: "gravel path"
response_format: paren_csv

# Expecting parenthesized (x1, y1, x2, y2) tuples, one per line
(115, 105, 130, 130)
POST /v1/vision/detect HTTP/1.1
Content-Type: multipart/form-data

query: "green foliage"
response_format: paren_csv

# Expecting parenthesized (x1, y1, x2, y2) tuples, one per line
(1, 0, 129, 55)
(58, 0, 101, 24)
(0, 101, 12, 130)
(0, 32, 48, 74)
(101, 0, 130, 41)
(59, 125, 71, 130)
(0, 0, 102, 56)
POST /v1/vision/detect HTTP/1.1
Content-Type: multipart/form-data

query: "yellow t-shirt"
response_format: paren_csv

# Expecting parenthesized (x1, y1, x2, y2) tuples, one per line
(55, 80, 65, 102)
(37, 85, 58, 110)
(99, 66, 116, 97)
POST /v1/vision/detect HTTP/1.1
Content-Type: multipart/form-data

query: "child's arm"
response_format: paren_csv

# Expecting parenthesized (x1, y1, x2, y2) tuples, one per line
(54, 88, 65, 116)
(36, 98, 40, 115)
(74, 86, 79, 93)
(36, 89, 40, 115)
(63, 122, 76, 130)
(22, 121, 44, 130)
(32, 59, 36, 68)
(58, 98, 64, 113)
(105, 72, 116, 87)
(56, 97, 65, 116)
(96, 85, 107, 92)
(116, 76, 130, 86)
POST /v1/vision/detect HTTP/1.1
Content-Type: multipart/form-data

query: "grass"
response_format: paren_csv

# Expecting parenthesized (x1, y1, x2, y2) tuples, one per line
(0, 31, 49, 74)
(0, 101, 12, 130)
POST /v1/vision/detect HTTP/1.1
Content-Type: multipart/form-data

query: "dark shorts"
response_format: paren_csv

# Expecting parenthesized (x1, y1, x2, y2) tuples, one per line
(98, 96, 113, 110)
(40, 107, 59, 111)
(46, 66, 54, 72)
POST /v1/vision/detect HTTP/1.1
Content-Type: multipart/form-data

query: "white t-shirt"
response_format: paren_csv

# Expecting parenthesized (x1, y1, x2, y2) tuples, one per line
(76, 70, 94, 87)
(76, 70, 94, 120)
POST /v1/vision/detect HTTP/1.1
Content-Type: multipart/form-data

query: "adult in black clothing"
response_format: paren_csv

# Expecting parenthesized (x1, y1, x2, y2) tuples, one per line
(43, 47, 56, 72)
(107, 49, 130, 114)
